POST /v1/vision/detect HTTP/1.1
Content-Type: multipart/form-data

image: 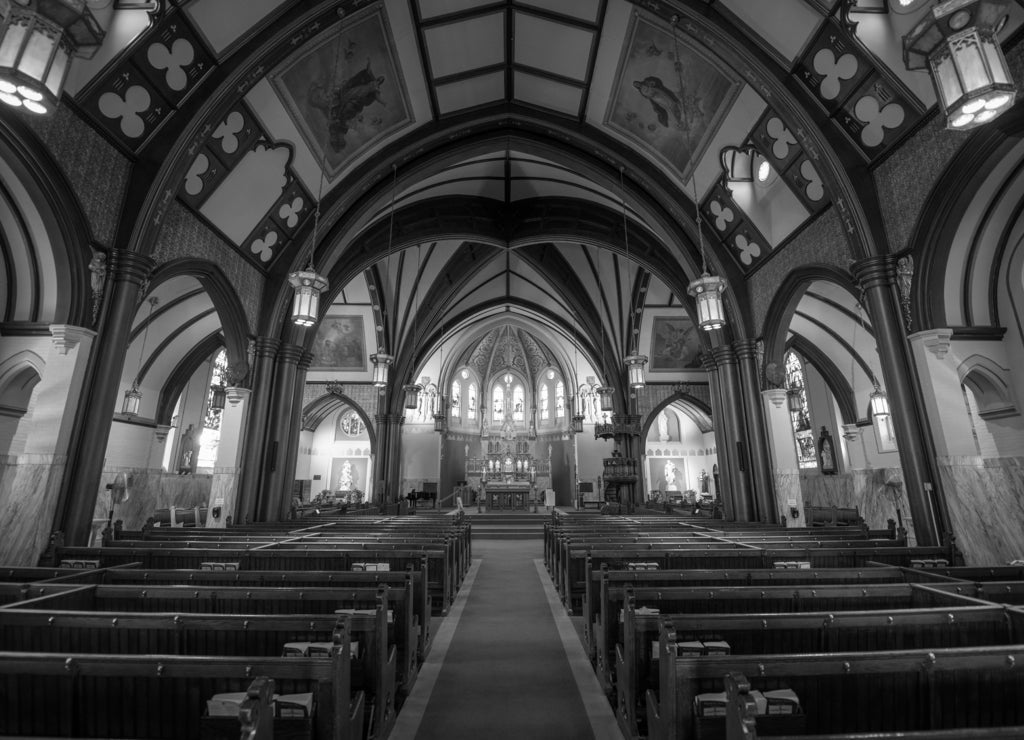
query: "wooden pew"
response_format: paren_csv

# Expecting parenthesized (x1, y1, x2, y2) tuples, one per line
(721, 671, 1024, 740)
(0, 618, 364, 740)
(646, 631, 1024, 740)
(43, 566, 432, 663)
(616, 589, 1011, 739)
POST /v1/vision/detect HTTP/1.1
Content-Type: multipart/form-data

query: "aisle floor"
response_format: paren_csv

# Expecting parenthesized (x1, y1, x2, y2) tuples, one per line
(389, 540, 623, 740)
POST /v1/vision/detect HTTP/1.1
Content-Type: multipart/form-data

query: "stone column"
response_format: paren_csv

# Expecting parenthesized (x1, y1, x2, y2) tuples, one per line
(702, 353, 735, 520)
(207, 388, 251, 528)
(710, 346, 754, 521)
(735, 339, 778, 523)
(56, 250, 154, 545)
(275, 350, 313, 520)
(0, 326, 96, 564)
(852, 256, 944, 546)
(372, 411, 390, 505)
(761, 388, 804, 528)
(235, 337, 279, 524)
(256, 343, 303, 521)
(386, 414, 405, 505)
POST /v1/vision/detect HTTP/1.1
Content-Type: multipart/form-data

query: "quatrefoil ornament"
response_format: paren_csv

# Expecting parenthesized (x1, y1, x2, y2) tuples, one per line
(250, 230, 279, 262)
(709, 199, 734, 232)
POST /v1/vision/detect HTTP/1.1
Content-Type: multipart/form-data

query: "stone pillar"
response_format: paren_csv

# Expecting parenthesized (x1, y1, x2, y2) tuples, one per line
(710, 346, 754, 521)
(0, 326, 96, 564)
(852, 256, 944, 546)
(372, 411, 390, 505)
(702, 353, 735, 520)
(207, 387, 251, 528)
(56, 250, 154, 545)
(735, 339, 778, 523)
(256, 343, 303, 521)
(761, 388, 804, 528)
(235, 337, 279, 524)
(276, 350, 313, 520)
(386, 414, 405, 505)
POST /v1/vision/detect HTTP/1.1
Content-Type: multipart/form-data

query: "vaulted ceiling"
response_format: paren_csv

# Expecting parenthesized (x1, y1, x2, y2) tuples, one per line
(34, 0, 1024, 411)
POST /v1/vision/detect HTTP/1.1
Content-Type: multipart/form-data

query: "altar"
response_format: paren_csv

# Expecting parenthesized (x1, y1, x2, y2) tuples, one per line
(486, 482, 532, 510)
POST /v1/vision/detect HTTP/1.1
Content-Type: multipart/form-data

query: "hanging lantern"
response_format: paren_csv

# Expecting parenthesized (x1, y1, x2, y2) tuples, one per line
(122, 381, 141, 417)
(870, 383, 891, 418)
(288, 269, 329, 327)
(433, 398, 447, 433)
(0, 0, 105, 116)
(210, 383, 226, 411)
(403, 382, 422, 410)
(787, 387, 803, 415)
(624, 353, 648, 389)
(597, 385, 615, 412)
(370, 353, 393, 388)
(687, 273, 728, 331)
(572, 412, 585, 434)
(904, 0, 1016, 130)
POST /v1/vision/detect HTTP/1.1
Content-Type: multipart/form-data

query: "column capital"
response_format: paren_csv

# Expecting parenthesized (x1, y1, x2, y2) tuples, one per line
(109, 250, 155, 286)
(908, 328, 954, 360)
(297, 350, 315, 371)
(225, 387, 252, 406)
(49, 324, 96, 355)
(733, 339, 758, 361)
(700, 352, 718, 372)
(851, 255, 899, 291)
(276, 343, 305, 366)
(252, 336, 281, 360)
(761, 388, 789, 408)
(710, 345, 738, 366)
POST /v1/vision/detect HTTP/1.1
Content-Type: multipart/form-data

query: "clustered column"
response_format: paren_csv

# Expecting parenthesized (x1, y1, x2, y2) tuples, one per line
(256, 342, 304, 521)
(710, 345, 754, 521)
(701, 353, 735, 520)
(852, 256, 945, 546)
(56, 250, 154, 545)
(734, 339, 778, 524)
(235, 337, 280, 524)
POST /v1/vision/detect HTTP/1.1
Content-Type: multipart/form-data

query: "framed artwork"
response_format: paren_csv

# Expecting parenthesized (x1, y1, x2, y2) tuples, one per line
(606, 13, 741, 180)
(311, 315, 366, 370)
(817, 427, 837, 475)
(268, 8, 412, 178)
(650, 316, 702, 371)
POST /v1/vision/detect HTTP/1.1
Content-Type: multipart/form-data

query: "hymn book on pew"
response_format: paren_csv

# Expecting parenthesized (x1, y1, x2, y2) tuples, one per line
(653, 639, 732, 659)
(694, 687, 800, 718)
(282, 640, 359, 658)
(207, 691, 315, 718)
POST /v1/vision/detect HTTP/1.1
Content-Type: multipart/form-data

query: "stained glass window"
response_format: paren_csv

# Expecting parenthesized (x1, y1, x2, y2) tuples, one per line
(785, 351, 817, 469)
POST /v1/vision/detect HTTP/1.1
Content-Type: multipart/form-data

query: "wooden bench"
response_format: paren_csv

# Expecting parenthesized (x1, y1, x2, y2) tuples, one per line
(0, 618, 364, 739)
(646, 633, 1024, 740)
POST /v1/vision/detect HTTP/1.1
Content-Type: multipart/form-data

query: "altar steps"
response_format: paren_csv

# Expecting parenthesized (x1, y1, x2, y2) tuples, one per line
(468, 511, 548, 539)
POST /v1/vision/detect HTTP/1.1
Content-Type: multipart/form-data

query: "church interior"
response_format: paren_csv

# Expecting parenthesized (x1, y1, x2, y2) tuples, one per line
(4, 0, 1024, 737)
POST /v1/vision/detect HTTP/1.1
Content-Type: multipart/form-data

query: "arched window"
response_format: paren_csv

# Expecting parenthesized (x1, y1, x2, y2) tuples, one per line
(468, 382, 477, 419)
(492, 385, 504, 422)
(785, 351, 817, 469)
(513, 384, 524, 421)
(197, 348, 228, 469)
(555, 381, 565, 418)
(450, 380, 461, 419)
(540, 383, 550, 420)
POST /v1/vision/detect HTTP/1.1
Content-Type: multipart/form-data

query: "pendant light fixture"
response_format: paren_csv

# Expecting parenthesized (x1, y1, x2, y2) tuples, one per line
(403, 242, 422, 410)
(903, 0, 1016, 130)
(289, 32, 340, 326)
(858, 297, 890, 419)
(122, 296, 158, 417)
(371, 164, 398, 389)
(619, 166, 648, 389)
(670, 15, 728, 331)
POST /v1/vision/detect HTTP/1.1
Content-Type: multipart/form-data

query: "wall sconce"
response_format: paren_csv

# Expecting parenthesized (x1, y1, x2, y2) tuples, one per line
(904, 0, 1016, 130)
(0, 0, 106, 116)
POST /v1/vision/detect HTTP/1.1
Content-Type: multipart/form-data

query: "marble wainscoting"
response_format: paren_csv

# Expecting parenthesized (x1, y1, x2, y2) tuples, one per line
(0, 454, 68, 566)
(91, 469, 212, 532)
(207, 467, 240, 528)
(799, 468, 916, 544)
(936, 457, 1024, 565)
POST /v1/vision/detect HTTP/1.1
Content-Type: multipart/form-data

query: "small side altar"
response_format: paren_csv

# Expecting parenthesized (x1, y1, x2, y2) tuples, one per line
(485, 480, 533, 510)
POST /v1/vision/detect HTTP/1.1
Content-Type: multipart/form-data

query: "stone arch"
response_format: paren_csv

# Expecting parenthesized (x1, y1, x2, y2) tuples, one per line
(0, 350, 45, 454)
(958, 354, 1018, 420)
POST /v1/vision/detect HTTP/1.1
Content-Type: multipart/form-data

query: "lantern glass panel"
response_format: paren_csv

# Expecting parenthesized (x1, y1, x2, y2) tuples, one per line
(598, 387, 614, 412)
(870, 388, 890, 417)
(403, 384, 421, 410)
(122, 387, 141, 417)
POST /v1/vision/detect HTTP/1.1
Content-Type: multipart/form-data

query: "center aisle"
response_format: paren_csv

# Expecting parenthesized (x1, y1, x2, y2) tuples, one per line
(389, 539, 623, 740)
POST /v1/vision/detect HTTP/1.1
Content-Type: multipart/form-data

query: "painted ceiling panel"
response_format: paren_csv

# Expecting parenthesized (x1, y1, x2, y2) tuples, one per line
(719, 0, 824, 64)
(423, 13, 505, 79)
(514, 72, 583, 117)
(518, 0, 600, 24)
(183, 0, 287, 56)
(417, 0, 487, 21)
(435, 71, 505, 114)
(513, 12, 593, 81)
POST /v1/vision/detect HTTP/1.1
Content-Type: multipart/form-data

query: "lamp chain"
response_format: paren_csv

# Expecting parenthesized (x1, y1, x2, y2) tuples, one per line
(134, 297, 158, 386)
(308, 29, 344, 274)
